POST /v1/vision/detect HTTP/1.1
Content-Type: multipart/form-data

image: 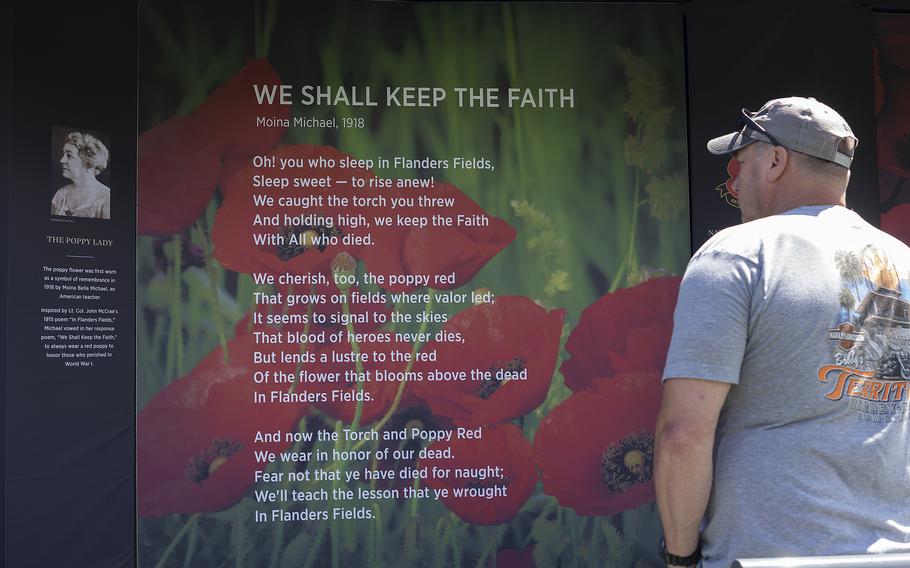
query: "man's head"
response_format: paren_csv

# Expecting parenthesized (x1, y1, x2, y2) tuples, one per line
(708, 97, 857, 222)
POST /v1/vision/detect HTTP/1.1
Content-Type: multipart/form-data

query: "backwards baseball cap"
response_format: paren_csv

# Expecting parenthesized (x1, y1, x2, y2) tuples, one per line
(707, 96, 857, 168)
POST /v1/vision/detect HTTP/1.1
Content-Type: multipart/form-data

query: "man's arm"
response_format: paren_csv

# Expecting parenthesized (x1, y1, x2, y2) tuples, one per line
(654, 377, 731, 566)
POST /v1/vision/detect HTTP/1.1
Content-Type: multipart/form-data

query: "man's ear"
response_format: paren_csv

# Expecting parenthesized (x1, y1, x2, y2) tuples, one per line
(766, 146, 789, 183)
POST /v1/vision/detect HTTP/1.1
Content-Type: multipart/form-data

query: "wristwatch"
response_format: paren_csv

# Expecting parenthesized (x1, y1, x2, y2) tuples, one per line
(658, 537, 701, 566)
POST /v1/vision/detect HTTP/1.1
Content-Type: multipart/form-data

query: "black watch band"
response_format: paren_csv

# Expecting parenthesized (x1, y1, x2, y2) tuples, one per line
(659, 538, 701, 566)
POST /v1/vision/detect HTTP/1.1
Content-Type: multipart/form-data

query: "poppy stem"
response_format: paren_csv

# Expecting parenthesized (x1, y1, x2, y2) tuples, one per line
(288, 285, 316, 395)
(569, 510, 580, 568)
(474, 525, 505, 568)
(410, 475, 421, 518)
(303, 522, 328, 568)
(372, 504, 384, 562)
(589, 513, 601, 560)
(231, 513, 247, 568)
(329, 421, 344, 568)
(166, 235, 185, 377)
(342, 294, 366, 434)
(410, 287, 435, 360)
(198, 220, 228, 361)
(150, 313, 165, 376)
(348, 289, 436, 452)
(404, 519, 418, 566)
(609, 168, 641, 293)
(450, 513, 464, 567)
(269, 417, 307, 568)
(153, 513, 199, 568)
(370, 436, 379, 492)
(282, 284, 294, 318)
(181, 514, 199, 568)
(433, 515, 449, 565)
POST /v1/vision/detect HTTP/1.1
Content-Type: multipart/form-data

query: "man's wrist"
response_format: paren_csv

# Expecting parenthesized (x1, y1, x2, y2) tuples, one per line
(659, 537, 701, 566)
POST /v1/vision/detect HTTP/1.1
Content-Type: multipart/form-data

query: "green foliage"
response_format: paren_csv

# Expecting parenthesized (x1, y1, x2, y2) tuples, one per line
(601, 518, 632, 567)
(645, 173, 688, 221)
(617, 46, 675, 176)
(231, 513, 248, 567)
(279, 531, 313, 568)
(616, 46, 665, 123)
(626, 265, 673, 287)
(640, 107, 673, 174)
(511, 199, 566, 268)
(530, 506, 568, 567)
(511, 199, 574, 299)
(544, 270, 572, 296)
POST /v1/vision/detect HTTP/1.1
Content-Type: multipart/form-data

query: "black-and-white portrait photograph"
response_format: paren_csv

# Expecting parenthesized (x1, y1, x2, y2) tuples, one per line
(50, 126, 111, 219)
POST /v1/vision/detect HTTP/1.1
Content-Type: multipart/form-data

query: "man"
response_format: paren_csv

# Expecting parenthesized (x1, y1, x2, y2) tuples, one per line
(654, 96, 910, 568)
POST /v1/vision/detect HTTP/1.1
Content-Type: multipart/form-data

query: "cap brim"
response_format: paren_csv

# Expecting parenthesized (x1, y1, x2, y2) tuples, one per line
(707, 130, 756, 155)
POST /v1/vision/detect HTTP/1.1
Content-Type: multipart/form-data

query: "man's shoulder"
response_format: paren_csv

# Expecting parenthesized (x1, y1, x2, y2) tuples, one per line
(695, 219, 771, 260)
(696, 206, 871, 259)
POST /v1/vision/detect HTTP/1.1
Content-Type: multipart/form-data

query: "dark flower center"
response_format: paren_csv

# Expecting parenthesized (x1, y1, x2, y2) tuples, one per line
(185, 438, 243, 483)
(466, 477, 511, 491)
(381, 407, 438, 461)
(600, 430, 654, 492)
(276, 224, 344, 260)
(153, 234, 206, 272)
(476, 356, 527, 399)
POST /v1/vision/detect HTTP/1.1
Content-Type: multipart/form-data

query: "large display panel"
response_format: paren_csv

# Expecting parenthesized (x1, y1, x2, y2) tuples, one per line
(876, 12, 910, 247)
(136, 2, 690, 566)
(5, 2, 137, 566)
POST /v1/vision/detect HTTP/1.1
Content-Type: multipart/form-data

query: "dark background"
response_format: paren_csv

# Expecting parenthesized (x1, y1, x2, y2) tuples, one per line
(685, 0, 881, 251)
(5, 1, 137, 567)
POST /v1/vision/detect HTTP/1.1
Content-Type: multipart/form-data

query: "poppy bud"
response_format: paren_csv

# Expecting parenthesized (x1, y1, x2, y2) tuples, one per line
(331, 252, 358, 292)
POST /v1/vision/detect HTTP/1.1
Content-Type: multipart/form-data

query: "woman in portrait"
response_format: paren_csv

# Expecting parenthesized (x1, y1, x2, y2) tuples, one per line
(51, 132, 111, 219)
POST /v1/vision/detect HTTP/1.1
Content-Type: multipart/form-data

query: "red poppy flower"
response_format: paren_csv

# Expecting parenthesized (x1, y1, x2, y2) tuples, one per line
(412, 296, 565, 427)
(212, 144, 376, 277)
(138, 334, 304, 517)
(876, 71, 910, 178)
(138, 115, 221, 235)
(357, 203, 412, 291)
(882, 204, 910, 247)
(561, 276, 681, 393)
(874, 47, 886, 116)
(192, 58, 289, 158)
(362, 182, 515, 291)
(422, 424, 537, 525)
(533, 374, 662, 516)
(218, 149, 258, 196)
(308, 337, 412, 424)
(875, 14, 910, 73)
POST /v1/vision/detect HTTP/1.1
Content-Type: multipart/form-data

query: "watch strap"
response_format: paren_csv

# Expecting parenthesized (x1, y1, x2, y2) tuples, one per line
(661, 544, 701, 566)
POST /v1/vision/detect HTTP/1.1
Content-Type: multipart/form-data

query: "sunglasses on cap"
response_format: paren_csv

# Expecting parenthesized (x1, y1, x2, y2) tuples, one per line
(737, 108, 784, 148)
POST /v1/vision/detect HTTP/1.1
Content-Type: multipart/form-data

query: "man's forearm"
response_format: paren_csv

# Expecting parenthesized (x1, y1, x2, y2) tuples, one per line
(654, 422, 715, 560)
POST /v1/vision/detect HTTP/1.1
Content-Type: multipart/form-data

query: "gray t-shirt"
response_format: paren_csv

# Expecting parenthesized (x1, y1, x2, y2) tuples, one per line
(663, 205, 910, 568)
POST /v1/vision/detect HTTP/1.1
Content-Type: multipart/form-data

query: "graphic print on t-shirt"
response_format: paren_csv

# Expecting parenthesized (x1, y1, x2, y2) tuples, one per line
(820, 245, 910, 422)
